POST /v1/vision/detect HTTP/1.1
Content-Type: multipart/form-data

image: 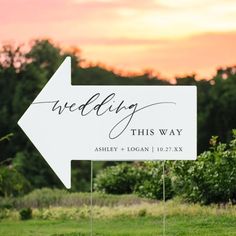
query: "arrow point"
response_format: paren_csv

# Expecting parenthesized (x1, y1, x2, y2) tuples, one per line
(65, 56, 71, 63)
(18, 56, 73, 189)
(51, 56, 71, 87)
(46, 157, 71, 189)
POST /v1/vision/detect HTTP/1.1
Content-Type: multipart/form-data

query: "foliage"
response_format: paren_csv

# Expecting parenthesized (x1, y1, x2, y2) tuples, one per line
(0, 39, 236, 192)
(135, 161, 174, 200)
(13, 151, 64, 189)
(173, 130, 236, 204)
(95, 131, 236, 203)
(137, 208, 147, 217)
(19, 207, 32, 220)
(0, 197, 14, 210)
(94, 163, 138, 194)
(71, 161, 105, 192)
(176, 72, 236, 153)
(0, 165, 31, 197)
(0, 133, 13, 142)
(94, 162, 174, 200)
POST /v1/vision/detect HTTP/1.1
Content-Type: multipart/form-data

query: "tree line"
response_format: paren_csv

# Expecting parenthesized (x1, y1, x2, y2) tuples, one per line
(0, 39, 235, 192)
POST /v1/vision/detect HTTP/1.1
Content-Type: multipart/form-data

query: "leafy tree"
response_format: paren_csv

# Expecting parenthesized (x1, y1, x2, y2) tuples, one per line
(94, 161, 174, 200)
(173, 130, 236, 204)
(0, 39, 235, 192)
(0, 165, 31, 197)
(94, 163, 137, 194)
(207, 68, 236, 144)
(135, 161, 173, 200)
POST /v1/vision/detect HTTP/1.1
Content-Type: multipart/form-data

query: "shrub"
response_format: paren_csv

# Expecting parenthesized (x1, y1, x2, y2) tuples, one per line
(94, 162, 174, 200)
(173, 130, 236, 204)
(94, 163, 138, 194)
(19, 207, 32, 220)
(0, 166, 31, 197)
(135, 161, 174, 200)
(138, 208, 147, 217)
(0, 197, 14, 209)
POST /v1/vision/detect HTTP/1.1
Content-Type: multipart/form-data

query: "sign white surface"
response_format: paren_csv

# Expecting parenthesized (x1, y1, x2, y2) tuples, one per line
(18, 57, 197, 188)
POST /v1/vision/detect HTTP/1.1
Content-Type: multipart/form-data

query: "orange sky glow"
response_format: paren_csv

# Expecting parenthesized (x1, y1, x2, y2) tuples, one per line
(1, 0, 236, 80)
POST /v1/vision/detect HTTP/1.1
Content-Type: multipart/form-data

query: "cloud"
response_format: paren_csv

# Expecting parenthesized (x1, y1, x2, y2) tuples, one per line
(80, 32, 236, 78)
(0, 0, 236, 79)
(73, 37, 167, 46)
(73, 0, 164, 9)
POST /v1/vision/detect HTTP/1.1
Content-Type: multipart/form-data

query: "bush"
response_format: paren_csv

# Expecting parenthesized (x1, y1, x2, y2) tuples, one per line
(135, 161, 174, 200)
(94, 162, 174, 200)
(94, 163, 138, 194)
(0, 166, 31, 197)
(0, 197, 14, 209)
(138, 208, 147, 217)
(173, 130, 236, 204)
(19, 207, 32, 220)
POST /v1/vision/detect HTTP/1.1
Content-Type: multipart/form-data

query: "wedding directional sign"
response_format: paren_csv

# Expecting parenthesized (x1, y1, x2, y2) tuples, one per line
(18, 57, 197, 188)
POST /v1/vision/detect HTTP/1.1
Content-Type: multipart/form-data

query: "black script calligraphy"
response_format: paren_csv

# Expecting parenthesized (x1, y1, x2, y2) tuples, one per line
(33, 93, 176, 139)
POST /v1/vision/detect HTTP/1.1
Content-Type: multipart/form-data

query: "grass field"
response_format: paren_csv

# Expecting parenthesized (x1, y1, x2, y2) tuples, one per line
(1, 215, 236, 236)
(1, 192, 236, 236)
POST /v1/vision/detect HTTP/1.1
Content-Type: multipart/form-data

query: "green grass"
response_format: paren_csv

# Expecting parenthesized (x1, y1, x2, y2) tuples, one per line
(1, 215, 236, 236)
(1, 193, 236, 235)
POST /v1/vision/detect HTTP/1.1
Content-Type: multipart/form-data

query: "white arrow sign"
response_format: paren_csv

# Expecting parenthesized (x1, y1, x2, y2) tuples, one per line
(18, 57, 197, 188)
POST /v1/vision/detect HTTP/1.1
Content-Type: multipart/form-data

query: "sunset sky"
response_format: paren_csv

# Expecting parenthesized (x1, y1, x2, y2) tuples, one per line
(1, 0, 236, 79)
